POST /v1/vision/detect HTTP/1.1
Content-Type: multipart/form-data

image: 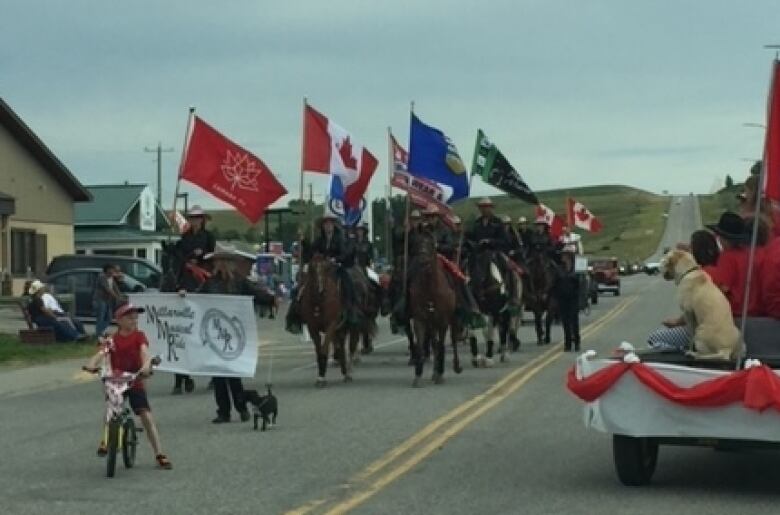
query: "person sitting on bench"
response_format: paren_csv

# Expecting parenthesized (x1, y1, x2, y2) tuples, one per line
(27, 280, 87, 342)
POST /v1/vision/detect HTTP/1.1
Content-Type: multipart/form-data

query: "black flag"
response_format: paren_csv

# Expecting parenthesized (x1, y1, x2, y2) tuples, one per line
(471, 129, 538, 204)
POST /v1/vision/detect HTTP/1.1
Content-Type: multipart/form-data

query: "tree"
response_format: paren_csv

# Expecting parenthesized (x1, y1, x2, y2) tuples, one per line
(725, 174, 735, 188)
(244, 226, 259, 242)
(751, 160, 762, 176)
(222, 229, 240, 241)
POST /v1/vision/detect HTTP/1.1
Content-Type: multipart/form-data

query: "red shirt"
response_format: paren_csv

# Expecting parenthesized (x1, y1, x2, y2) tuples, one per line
(707, 246, 765, 317)
(761, 237, 780, 318)
(109, 330, 148, 390)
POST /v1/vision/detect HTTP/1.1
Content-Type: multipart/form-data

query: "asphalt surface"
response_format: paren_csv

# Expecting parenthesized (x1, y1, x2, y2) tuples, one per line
(6, 195, 777, 515)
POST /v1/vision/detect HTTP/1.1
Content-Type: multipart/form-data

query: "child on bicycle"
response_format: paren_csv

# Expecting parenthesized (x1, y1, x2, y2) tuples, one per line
(84, 302, 172, 470)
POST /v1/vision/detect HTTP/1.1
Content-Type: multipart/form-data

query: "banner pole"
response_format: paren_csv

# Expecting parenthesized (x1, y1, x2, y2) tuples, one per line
(455, 173, 476, 267)
(300, 97, 311, 247)
(401, 194, 411, 302)
(170, 107, 195, 235)
(386, 127, 394, 262)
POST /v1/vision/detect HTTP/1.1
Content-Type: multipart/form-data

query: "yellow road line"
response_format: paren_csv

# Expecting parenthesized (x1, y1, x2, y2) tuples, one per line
(284, 295, 637, 515)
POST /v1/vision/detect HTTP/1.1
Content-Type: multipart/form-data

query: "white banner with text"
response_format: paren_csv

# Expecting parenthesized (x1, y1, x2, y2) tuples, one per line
(129, 293, 259, 378)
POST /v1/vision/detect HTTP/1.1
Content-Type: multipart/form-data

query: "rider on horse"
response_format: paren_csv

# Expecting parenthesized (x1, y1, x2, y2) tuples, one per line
(466, 197, 513, 290)
(502, 214, 525, 265)
(420, 205, 482, 327)
(389, 209, 425, 327)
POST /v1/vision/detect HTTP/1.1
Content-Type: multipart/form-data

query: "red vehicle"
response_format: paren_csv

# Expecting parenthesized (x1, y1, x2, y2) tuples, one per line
(589, 257, 621, 296)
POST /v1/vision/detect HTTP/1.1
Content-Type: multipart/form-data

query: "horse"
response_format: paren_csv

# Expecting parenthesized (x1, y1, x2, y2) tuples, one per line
(342, 265, 379, 363)
(524, 250, 557, 345)
(407, 231, 461, 387)
(467, 247, 513, 367)
(300, 255, 374, 386)
(389, 254, 419, 364)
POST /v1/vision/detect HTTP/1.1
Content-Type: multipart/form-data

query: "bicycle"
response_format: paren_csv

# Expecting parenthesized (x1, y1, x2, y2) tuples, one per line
(83, 356, 160, 478)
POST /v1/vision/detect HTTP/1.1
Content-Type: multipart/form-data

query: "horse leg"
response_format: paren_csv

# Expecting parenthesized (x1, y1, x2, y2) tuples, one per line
(411, 320, 425, 387)
(451, 324, 463, 374)
(499, 313, 510, 363)
(406, 324, 416, 366)
(483, 316, 495, 368)
(312, 329, 327, 388)
(534, 308, 544, 345)
(341, 331, 355, 383)
(432, 327, 446, 384)
(544, 308, 553, 344)
(469, 329, 480, 368)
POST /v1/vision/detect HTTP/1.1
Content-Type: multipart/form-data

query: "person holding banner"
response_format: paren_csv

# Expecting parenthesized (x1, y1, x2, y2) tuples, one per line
(171, 206, 216, 395)
(201, 250, 266, 424)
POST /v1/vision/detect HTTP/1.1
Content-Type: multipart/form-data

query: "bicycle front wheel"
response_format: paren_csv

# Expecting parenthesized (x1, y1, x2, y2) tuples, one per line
(122, 418, 137, 469)
(106, 420, 120, 478)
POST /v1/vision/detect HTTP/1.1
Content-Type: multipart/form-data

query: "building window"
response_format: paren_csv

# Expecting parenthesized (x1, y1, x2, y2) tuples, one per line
(137, 248, 147, 259)
(154, 249, 161, 266)
(75, 249, 86, 255)
(11, 230, 47, 277)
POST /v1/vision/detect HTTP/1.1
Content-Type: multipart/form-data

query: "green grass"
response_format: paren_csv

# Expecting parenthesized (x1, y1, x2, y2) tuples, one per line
(0, 333, 95, 367)
(453, 185, 669, 263)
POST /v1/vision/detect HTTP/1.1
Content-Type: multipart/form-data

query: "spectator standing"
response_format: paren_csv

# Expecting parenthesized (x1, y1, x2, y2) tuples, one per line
(93, 264, 123, 337)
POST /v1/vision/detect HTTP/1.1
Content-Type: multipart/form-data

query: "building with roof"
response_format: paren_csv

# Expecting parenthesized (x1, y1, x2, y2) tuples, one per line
(74, 183, 172, 265)
(0, 98, 91, 295)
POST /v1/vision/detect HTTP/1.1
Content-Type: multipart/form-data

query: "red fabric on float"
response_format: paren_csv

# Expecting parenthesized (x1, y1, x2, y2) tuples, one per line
(567, 362, 780, 412)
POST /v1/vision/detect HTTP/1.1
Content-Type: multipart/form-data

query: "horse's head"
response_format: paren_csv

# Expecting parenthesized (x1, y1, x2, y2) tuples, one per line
(307, 254, 338, 294)
(414, 229, 437, 263)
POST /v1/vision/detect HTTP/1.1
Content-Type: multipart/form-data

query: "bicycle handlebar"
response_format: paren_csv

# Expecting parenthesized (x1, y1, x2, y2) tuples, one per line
(81, 355, 162, 377)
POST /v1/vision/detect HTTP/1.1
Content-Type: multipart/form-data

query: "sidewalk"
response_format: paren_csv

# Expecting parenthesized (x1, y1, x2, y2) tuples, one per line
(0, 357, 95, 398)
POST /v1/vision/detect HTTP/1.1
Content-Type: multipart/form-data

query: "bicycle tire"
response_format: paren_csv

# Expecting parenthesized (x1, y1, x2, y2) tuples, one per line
(106, 419, 120, 478)
(122, 418, 137, 469)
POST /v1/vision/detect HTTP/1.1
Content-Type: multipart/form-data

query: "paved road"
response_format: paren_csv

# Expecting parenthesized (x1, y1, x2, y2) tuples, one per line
(6, 194, 777, 515)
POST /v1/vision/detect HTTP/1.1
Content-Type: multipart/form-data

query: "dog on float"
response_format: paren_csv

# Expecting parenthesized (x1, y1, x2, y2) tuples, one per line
(660, 249, 741, 360)
(243, 385, 278, 431)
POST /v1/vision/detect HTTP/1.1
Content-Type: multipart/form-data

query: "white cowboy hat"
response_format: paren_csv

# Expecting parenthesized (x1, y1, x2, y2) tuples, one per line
(477, 197, 494, 207)
(423, 204, 439, 215)
(186, 205, 211, 219)
(500, 214, 511, 223)
(517, 216, 528, 224)
(28, 279, 45, 295)
(410, 209, 422, 219)
(452, 215, 462, 224)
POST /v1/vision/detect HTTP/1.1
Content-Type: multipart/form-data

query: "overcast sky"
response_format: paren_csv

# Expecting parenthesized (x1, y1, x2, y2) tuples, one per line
(2, 0, 779, 214)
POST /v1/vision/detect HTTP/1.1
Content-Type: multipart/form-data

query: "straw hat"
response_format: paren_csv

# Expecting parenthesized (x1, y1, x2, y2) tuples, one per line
(477, 197, 494, 207)
(186, 205, 211, 219)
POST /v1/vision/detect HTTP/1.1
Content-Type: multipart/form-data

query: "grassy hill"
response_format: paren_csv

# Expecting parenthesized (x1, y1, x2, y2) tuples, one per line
(453, 185, 668, 262)
(205, 184, 668, 263)
(698, 186, 740, 225)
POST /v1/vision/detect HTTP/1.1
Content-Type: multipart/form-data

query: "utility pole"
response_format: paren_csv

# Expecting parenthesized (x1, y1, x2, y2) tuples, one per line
(144, 142, 174, 206)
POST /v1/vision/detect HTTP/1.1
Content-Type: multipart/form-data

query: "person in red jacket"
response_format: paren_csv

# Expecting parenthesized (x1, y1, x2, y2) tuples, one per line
(705, 212, 765, 317)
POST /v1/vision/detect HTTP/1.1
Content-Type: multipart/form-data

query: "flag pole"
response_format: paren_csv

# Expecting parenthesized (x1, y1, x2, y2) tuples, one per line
(300, 97, 312, 245)
(170, 106, 195, 235)
(401, 101, 415, 302)
(455, 173, 476, 268)
(386, 127, 394, 262)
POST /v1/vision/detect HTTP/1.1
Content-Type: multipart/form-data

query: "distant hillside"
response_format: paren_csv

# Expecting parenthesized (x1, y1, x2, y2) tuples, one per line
(453, 185, 668, 262)
(698, 186, 741, 225)
(205, 184, 668, 262)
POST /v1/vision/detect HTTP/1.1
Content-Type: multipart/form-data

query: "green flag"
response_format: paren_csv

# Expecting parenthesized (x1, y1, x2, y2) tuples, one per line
(471, 129, 538, 204)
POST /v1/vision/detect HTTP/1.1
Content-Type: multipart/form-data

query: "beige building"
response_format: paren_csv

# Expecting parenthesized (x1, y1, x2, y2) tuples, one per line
(0, 98, 91, 295)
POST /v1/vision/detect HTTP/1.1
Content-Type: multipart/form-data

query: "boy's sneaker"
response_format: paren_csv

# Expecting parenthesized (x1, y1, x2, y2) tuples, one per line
(96, 443, 108, 457)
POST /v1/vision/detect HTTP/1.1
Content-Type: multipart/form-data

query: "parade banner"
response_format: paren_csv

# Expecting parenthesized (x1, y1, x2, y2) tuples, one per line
(129, 293, 259, 378)
(471, 129, 538, 205)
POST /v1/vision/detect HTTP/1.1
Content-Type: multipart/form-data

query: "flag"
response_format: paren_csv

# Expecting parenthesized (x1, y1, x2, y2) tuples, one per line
(567, 198, 603, 233)
(408, 113, 469, 203)
(180, 116, 287, 224)
(173, 211, 189, 233)
(764, 60, 780, 202)
(390, 133, 459, 228)
(302, 104, 378, 209)
(471, 129, 538, 204)
(535, 203, 565, 240)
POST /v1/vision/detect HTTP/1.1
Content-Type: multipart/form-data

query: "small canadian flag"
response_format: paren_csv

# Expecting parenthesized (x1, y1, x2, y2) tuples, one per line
(535, 203, 565, 239)
(567, 198, 603, 233)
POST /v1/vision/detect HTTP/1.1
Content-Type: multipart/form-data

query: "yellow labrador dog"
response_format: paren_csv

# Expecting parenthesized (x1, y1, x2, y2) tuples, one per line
(660, 249, 741, 360)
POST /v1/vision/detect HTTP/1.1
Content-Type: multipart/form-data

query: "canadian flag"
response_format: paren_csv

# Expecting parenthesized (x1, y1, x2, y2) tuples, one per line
(302, 104, 378, 209)
(180, 116, 288, 224)
(567, 198, 603, 233)
(535, 203, 565, 240)
(764, 60, 780, 202)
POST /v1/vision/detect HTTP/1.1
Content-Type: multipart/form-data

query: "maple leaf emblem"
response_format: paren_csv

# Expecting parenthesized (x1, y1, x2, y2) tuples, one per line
(220, 150, 260, 192)
(576, 206, 590, 222)
(338, 137, 358, 170)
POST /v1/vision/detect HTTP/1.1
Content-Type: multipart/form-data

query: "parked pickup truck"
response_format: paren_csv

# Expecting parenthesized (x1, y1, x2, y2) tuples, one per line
(589, 257, 621, 296)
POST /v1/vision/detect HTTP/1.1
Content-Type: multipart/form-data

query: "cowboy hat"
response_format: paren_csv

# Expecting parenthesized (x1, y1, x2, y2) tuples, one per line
(535, 216, 549, 225)
(186, 205, 211, 219)
(114, 303, 145, 320)
(706, 211, 749, 243)
(500, 214, 511, 224)
(517, 216, 528, 224)
(28, 279, 45, 295)
(410, 209, 422, 219)
(477, 197, 494, 207)
(452, 215, 462, 224)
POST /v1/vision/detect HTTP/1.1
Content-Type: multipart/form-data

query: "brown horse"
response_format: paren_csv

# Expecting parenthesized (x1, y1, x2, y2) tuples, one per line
(407, 231, 461, 387)
(299, 255, 355, 386)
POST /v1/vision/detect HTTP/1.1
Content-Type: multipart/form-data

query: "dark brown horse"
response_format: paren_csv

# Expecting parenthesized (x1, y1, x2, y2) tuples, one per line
(524, 251, 557, 345)
(407, 231, 461, 387)
(299, 256, 354, 386)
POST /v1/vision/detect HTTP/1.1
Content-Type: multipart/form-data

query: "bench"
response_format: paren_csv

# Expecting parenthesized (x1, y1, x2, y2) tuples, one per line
(17, 298, 56, 345)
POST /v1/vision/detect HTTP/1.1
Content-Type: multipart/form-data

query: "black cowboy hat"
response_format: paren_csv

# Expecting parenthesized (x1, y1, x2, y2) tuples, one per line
(706, 211, 749, 242)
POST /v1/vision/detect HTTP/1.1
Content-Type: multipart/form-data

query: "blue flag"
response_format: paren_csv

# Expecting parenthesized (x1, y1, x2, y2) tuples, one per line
(408, 113, 469, 203)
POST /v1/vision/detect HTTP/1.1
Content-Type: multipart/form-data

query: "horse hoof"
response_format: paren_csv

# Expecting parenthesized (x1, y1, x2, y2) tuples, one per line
(330, 359, 339, 367)
(471, 358, 480, 368)
(353, 355, 361, 365)
(500, 353, 507, 363)
(363, 345, 374, 355)
(315, 378, 327, 388)
(454, 365, 463, 375)
(343, 375, 353, 383)
(412, 377, 423, 388)
(408, 357, 416, 366)
(484, 357, 494, 368)
(432, 373, 444, 385)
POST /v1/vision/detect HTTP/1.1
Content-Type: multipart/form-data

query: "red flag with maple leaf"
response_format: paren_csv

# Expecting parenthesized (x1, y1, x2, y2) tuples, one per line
(567, 197, 603, 233)
(535, 203, 565, 239)
(180, 116, 287, 224)
(302, 104, 377, 209)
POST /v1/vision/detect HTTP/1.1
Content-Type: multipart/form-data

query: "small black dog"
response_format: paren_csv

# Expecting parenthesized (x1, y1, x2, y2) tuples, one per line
(244, 385, 278, 431)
